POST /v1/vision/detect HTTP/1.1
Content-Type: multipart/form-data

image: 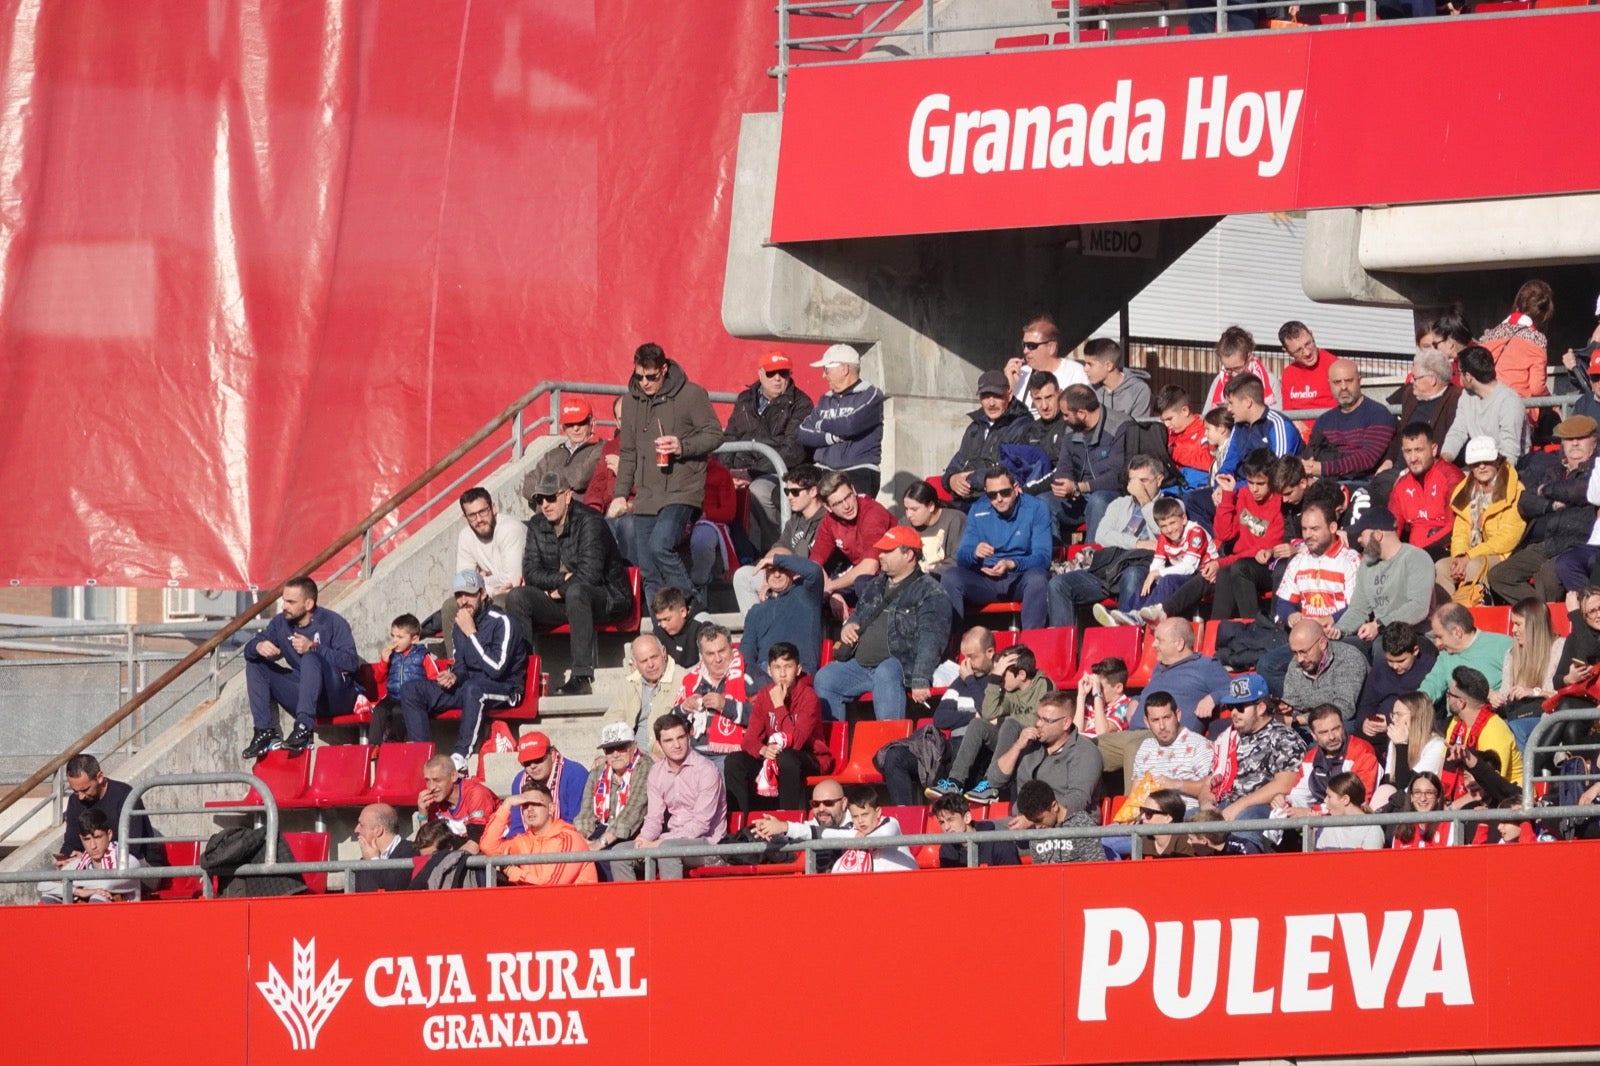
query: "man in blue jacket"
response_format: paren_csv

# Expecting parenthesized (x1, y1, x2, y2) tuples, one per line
(401, 570, 531, 773)
(739, 552, 824, 688)
(241, 576, 362, 759)
(942, 468, 1053, 630)
(797, 344, 886, 496)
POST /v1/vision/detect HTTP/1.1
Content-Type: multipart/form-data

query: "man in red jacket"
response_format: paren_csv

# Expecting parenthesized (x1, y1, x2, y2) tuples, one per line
(1388, 422, 1463, 560)
(1276, 703, 1380, 817)
(723, 642, 832, 812)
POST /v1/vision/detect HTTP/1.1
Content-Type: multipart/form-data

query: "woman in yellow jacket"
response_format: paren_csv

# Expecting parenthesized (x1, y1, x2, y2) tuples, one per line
(1436, 435, 1525, 600)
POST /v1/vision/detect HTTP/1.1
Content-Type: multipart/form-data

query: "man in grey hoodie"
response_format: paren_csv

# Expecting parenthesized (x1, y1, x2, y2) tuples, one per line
(1083, 337, 1152, 420)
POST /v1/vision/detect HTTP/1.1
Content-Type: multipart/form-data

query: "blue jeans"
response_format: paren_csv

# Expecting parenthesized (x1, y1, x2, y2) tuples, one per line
(633, 504, 700, 608)
(941, 565, 1050, 630)
(813, 657, 907, 721)
(1554, 545, 1600, 595)
(1047, 566, 1148, 626)
(246, 655, 357, 733)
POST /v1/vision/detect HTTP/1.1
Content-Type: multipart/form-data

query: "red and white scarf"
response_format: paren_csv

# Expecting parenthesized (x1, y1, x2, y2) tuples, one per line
(542, 751, 568, 806)
(1440, 710, 1492, 802)
(676, 652, 750, 753)
(832, 814, 883, 875)
(591, 750, 641, 826)
(1209, 727, 1241, 801)
(755, 731, 790, 798)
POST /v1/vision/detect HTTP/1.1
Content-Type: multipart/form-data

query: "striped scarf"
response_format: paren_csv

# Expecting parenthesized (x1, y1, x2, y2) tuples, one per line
(591, 750, 640, 826)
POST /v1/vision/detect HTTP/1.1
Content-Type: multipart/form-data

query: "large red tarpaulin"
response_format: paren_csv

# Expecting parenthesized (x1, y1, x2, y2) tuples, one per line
(772, 13, 1600, 243)
(2, 843, 1595, 1064)
(0, 1, 818, 590)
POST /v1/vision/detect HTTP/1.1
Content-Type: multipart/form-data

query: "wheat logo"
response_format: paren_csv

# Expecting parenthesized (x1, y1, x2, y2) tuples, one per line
(255, 938, 352, 1051)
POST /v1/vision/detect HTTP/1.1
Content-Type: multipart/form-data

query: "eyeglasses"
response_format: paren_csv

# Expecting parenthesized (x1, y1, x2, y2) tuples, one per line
(810, 797, 843, 808)
(462, 506, 492, 520)
(1036, 714, 1068, 725)
(1021, 340, 1051, 352)
(531, 493, 560, 506)
(635, 368, 666, 383)
(783, 486, 806, 496)
(986, 487, 1015, 501)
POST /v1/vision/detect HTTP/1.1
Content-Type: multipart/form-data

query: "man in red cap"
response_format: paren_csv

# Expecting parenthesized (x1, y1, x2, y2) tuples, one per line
(811, 525, 952, 721)
(723, 348, 815, 552)
(503, 730, 587, 831)
(522, 395, 603, 499)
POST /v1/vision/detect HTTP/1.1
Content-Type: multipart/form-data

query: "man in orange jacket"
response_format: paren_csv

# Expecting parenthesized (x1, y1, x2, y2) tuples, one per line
(481, 782, 597, 887)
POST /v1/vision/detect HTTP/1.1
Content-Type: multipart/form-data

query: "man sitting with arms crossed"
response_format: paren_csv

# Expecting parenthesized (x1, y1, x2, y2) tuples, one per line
(417, 754, 499, 853)
(241, 576, 362, 758)
(813, 526, 952, 722)
(481, 782, 597, 887)
(623, 712, 727, 880)
(573, 722, 654, 878)
(401, 570, 531, 773)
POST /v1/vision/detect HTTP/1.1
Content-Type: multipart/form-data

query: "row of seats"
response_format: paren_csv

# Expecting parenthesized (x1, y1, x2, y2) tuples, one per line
(209, 742, 436, 813)
(147, 832, 332, 900)
(328, 655, 546, 736)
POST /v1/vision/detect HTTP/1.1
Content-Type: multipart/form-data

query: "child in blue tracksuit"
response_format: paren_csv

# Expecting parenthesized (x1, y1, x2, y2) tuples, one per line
(369, 613, 438, 744)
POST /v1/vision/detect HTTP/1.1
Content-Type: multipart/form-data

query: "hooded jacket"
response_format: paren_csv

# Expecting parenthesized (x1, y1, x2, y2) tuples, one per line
(1448, 463, 1526, 560)
(942, 400, 1033, 493)
(723, 379, 814, 474)
(1096, 367, 1153, 420)
(614, 361, 725, 515)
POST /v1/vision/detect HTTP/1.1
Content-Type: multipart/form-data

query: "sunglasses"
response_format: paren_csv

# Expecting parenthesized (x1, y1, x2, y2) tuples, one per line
(1138, 808, 1165, 818)
(810, 797, 843, 808)
(531, 493, 561, 506)
(986, 487, 1016, 501)
(783, 486, 807, 496)
(1021, 340, 1051, 352)
(635, 368, 667, 383)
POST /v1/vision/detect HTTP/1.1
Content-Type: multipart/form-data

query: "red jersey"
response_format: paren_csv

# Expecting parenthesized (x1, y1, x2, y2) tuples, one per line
(810, 495, 894, 568)
(426, 778, 499, 841)
(1389, 460, 1464, 549)
(1166, 415, 1214, 472)
(1281, 349, 1336, 412)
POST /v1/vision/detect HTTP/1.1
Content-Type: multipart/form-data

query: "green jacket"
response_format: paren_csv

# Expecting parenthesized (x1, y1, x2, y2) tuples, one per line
(614, 361, 725, 516)
(981, 673, 1054, 725)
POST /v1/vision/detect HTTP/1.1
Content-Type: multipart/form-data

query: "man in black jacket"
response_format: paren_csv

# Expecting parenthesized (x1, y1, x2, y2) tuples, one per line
(350, 804, 417, 893)
(723, 349, 814, 552)
(941, 369, 1033, 508)
(506, 472, 633, 696)
(1488, 415, 1597, 604)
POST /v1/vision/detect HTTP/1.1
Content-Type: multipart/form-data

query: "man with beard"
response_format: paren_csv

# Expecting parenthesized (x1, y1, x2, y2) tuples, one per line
(747, 778, 852, 873)
(1332, 509, 1435, 661)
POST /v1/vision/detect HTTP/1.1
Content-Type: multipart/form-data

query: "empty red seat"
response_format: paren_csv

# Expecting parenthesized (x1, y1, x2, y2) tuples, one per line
(832, 720, 912, 785)
(1114, 25, 1169, 38)
(994, 627, 1078, 686)
(1052, 28, 1110, 43)
(370, 741, 435, 803)
(204, 749, 311, 809)
(914, 810, 943, 869)
(306, 744, 375, 808)
(1071, 626, 1141, 685)
(1476, 0, 1530, 8)
(284, 831, 331, 894)
(994, 32, 1049, 49)
(1550, 606, 1572, 637)
(147, 840, 204, 901)
(1100, 794, 1127, 825)
(805, 721, 851, 786)
(1468, 605, 1512, 635)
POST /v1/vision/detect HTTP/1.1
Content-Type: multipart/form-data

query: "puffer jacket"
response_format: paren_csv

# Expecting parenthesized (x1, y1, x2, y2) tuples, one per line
(848, 571, 953, 689)
(614, 361, 725, 515)
(1448, 463, 1526, 560)
(723, 380, 814, 474)
(942, 400, 1033, 493)
(521, 500, 632, 602)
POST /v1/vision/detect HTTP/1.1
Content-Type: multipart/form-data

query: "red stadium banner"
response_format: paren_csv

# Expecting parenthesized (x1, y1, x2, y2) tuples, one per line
(2, 843, 1595, 1064)
(771, 14, 1600, 242)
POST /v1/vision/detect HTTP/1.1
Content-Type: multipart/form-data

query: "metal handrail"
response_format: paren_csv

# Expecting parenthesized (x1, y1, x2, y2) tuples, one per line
(2, 802, 1593, 901)
(1522, 706, 1600, 806)
(0, 377, 747, 825)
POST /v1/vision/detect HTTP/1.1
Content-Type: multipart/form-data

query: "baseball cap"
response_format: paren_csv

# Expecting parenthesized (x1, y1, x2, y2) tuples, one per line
(1220, 672, 1269, 707)
(517, 731, 552, 763)
(1347, 507, 1396, 539)
(977, 369, 1010, 398)
(1579, 341, 1600, 375)
(559, 398, 592, 425)
(810, 343, 861, 369)
(1555, 415, 1598, 440)
(598, 722, 634, 750)
(527, 471, 567, 499)
(1463, 436, 1500, 465)
(872, 525, 923, 553)
(452, 569, 486, 594)
(758, 349, 793, 373)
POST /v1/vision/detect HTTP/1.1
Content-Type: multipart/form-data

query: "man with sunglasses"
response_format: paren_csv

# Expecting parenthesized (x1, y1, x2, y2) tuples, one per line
(1005, 314, 1088, 415)
(608, 342, 725, 611)
(723, 349, 815, 552)
(748, 778, 851, 873)
(942, 467, 1052, 631)
(506, 471, 633, 697)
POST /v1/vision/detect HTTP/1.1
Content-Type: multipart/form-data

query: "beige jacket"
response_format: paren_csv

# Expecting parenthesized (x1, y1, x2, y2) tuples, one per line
(602, 658, 686, 744)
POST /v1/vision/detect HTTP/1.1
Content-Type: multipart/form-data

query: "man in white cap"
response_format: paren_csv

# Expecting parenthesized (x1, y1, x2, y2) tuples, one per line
(723, 349, 815, 552)
(401, 569, 532, 772)
(523, 396, 604, 498)
(573, 721, 654, 879)
(797, 343, 886, 496)
(1435, 435, 1526, 600)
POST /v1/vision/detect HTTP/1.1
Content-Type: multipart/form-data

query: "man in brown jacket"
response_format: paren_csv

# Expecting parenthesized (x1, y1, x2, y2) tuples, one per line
(607, 343, 725, 609)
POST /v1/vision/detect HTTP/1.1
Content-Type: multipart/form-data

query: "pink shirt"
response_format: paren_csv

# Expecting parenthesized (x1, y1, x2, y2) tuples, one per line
(641, 748, 727, 844)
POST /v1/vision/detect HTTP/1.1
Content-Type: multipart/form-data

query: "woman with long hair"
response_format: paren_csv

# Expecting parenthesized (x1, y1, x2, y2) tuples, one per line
(1316, 773, 1384, 851)
(901, 479, 965, 576)
(1391, 771, 1452, 849)
(1495, 597, 1564, 724)
(1139, 788, 1191, 858)
(1380, 692, 1447, 803)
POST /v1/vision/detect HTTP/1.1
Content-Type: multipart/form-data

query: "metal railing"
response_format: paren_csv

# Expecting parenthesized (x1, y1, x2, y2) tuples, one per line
(1, 775, 1593, 901)
(1522, 706, 1600, 807)
(773, 0, 1594, 104)
(0, 378, 787, 835)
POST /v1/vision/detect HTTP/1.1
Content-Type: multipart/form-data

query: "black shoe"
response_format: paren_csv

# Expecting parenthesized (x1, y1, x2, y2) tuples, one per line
(556, 675, 593, 697)
(281, 724, 315, 752)
(241, 729, 282, 761)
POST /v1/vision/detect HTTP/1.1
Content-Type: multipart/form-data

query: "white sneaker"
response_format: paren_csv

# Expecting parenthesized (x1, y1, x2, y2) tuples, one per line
(1091, 603, 1118, 627)
(1138, 604, 1167, 625)
(1110, 610, 1142, 626)
(451, 753, 469, 776)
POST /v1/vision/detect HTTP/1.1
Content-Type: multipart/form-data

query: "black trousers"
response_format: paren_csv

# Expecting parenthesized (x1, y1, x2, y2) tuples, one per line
(505, 581, 630, 675)
(723, 748, 820, 813)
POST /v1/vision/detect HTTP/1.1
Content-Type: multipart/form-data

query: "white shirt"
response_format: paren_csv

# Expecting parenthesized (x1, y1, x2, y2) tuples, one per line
(1015, 360, 1089, 413)
(455, 518, 527, 592)
(1133, 727, 1215, 809)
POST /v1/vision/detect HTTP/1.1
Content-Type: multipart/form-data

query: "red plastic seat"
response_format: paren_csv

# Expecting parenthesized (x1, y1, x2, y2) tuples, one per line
(283, 831, 330, 894)
(1070, 626, 1141, 685)
(369, 741, 435, 803)
(433, 656, 543, 724)
(1051, 28, 1109, 43)
(994, 627, 1078, 687)
(1476, 0, 1530, 8)
(832, 720, 912, 784)
(805, 721, 851, 786)
(987, 801, 1012, 820)
(204, 749, 311, 809)
(1127, 620, 1199, 689)
(914, 810, 943, 869)
(306, 744, 375, 808)
(1114, 25, 1169, 38)
(994, 32, 1049, 49)
(1468, 605, 1512, 636)
(1550, 606, 1572, 637)
(880, 805, 925, 838)
(547, 568, 642, 636)
(147, 840, 204, 901)
(1100, 794, 1127, 826)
